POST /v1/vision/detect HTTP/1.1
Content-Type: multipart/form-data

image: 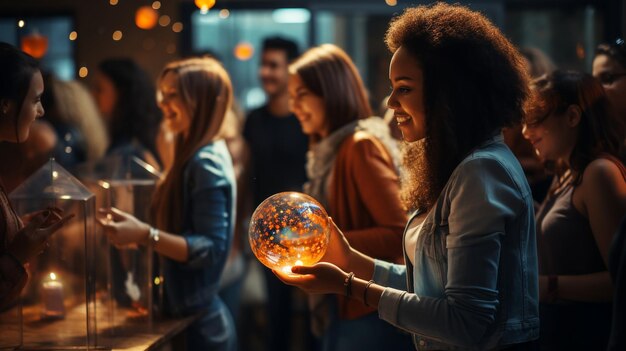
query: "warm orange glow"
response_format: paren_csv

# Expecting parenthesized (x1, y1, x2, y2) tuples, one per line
(68, 31, 78, 41)
(576, 43, 585, 59)
(385, 0, 398, 6)
(195, 0, 216, 12)
(21, 33, 48, 59)
(249, 192, 330, 271)
(135, 6, 159, 30)
(234, 42, 254, 61)
(78, 66, 88, 78)
(172, 22, 183, 33)
(112, 30, 123, 41)
(158, 15, 171, 27)
(49, 272, 57, 281)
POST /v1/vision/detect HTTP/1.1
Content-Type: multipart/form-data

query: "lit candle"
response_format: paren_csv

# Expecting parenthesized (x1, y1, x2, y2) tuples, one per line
(42, 272, 65, 319)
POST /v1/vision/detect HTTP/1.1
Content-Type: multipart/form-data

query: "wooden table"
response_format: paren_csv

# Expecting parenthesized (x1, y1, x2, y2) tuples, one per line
(14, 301, 199, 350)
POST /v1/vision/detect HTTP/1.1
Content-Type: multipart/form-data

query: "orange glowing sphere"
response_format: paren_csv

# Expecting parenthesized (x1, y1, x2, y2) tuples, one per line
(249, 192, 330, 273)
(234, 42, 254, 61)
(135, 6, 159, 30)
(21, 34, 48, 59)
(194, 0, 216, 11)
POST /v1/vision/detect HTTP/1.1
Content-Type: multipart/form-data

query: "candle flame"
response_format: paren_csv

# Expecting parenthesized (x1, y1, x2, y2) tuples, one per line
(49, 272, 57, 281)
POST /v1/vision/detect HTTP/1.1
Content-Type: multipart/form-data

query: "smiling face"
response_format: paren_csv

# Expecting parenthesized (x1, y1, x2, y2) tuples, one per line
(260, 49, 290, 98)
(158, 71, 191, 137)
(0, 70, 45, 143)
(386, 46, 426, 143)
(288, 74, 328, 139)
(92, 71, 118, 122)
(522, 105, 580, 162)
(592, 54, 626, 119)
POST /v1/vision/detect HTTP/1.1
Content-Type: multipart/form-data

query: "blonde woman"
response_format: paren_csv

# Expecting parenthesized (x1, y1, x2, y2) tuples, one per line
(98, 57, 237, 350)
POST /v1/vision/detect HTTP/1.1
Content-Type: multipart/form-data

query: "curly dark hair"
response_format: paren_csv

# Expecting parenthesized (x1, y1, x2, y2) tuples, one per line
(385, 3, 531, 211)
(527, 70, 625, 186)
(98, 58, 162, 159)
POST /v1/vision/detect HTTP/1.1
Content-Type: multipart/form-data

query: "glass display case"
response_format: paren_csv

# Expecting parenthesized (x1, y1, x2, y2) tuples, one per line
(8, 159, 99, 349)
(77, 155, 162, 336)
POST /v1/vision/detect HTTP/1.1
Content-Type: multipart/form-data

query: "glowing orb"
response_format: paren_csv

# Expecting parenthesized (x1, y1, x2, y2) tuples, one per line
(249, 192, 330, 272)
(234, 42, 254, 61)
(135, 6, 158, 30)
(21, 33, 48, 59)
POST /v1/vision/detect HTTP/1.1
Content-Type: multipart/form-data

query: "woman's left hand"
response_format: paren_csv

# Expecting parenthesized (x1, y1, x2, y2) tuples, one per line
(97, 207, 150, 247)
(273, 262, 348, 295)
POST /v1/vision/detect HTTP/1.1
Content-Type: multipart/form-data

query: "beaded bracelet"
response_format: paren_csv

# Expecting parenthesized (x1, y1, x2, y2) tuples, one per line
(344, 272, 355, 297)
(363, 280, 375, 307)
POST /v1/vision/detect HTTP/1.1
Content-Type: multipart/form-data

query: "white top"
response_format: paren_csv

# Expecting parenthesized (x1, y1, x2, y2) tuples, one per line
(404, 212, 426, 266)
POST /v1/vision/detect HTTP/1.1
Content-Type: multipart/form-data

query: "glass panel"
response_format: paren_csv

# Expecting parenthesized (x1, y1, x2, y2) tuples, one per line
(9, 159, 98, 349)
(75, 155, 163, 344)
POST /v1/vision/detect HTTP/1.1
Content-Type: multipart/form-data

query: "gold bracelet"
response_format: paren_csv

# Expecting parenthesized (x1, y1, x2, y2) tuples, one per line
(364, 280, 375, 307)
(344, 272, 355, 297)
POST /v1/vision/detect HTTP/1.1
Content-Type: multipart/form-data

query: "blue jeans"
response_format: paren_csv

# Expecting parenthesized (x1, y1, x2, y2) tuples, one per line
(322, 304, 413, 351)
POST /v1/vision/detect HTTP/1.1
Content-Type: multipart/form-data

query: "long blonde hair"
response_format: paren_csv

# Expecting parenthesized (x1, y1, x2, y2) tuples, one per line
(151, 57, 232, 232)
(51, 79, 109, 160)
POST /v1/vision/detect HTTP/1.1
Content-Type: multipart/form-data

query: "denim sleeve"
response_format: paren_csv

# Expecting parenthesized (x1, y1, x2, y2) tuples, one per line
(377, 157, 523, 348)
(183, 154, 233, 270)
(372, 259, 407, 290)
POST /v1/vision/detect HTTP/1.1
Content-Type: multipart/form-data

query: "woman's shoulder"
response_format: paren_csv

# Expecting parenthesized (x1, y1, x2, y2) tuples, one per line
(580, 157, 626, 193)
(452, 141, 530, 197)
(186, 140, 234, 185)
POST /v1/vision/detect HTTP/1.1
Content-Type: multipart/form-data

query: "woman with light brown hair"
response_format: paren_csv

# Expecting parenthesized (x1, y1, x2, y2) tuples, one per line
(98, 57, 237, 350)
(288, 44, 410, 350)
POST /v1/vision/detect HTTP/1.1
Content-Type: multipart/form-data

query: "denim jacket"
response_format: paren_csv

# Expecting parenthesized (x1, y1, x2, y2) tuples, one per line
(161, 140, 236, 317)
(373, 135, 539, 350)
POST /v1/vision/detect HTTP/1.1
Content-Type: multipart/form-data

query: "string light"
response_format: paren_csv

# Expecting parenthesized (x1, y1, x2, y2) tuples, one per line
(69, 31, 78, 41)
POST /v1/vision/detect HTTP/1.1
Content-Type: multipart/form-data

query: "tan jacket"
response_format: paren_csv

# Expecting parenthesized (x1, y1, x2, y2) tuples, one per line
(328, 131, 406, 319)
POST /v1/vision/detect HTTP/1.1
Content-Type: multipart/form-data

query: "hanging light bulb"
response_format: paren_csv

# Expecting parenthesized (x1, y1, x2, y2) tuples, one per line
(135, 6, 159, 30)
(21, 31, 48, 59)
(234, 42, 254, 61)
(194, 0, 216, 13)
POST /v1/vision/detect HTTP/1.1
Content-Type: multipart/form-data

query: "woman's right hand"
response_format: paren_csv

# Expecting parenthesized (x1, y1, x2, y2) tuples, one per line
(321, 218, 354, 271)
(8, 208, 74, 264)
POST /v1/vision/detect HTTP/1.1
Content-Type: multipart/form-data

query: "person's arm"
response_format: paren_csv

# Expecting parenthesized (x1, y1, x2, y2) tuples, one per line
(99, 154, 233, 267)
(0, 254, 27, 310)
(340, 135, 406, 260)
(539, 158, 626, 302)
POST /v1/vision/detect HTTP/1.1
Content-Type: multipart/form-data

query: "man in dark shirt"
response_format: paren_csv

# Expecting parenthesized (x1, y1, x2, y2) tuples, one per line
(243, 37, 309, 351)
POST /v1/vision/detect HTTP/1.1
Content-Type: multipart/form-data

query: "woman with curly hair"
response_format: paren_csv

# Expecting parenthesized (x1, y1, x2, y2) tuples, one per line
(523, 70, 626, 350)
(276, 4, 539, 350)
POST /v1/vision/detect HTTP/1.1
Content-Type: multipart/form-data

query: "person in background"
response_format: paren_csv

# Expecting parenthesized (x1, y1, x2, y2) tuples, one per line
(276, 4, 539, 350)
(608, 215, 626, 351)
(93, 58, 161, 167)
(503, 47, 556, 203)
(288, 43, 410, 350)
(594, 39, 626, 123)
(593, 39, 626, 161)
(98, 57, 237, 350)
(43, 76, 108, 168)
(0, 42, 72, 310)
(522, 70, 626, 350)
(243, 36, 310, 351)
